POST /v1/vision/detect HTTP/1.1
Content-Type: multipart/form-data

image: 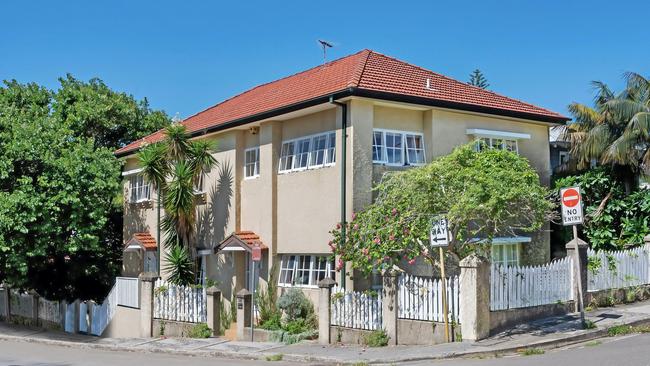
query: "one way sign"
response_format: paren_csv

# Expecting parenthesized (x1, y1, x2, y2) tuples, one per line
(430, 217, 449, 247)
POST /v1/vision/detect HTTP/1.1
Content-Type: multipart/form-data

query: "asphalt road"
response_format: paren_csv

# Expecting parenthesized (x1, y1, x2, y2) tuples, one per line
(1, 334, 650, 366)
(409, 332, 650, 366)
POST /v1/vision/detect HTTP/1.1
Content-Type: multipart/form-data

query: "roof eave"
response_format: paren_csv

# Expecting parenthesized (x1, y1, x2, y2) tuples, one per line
(352, 89, 570, 125)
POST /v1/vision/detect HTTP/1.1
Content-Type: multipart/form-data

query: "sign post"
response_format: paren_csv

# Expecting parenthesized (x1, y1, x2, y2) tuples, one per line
(430, 217, 450, 342)
(560, 186, 585, 326)
(251, 244, 262, 341)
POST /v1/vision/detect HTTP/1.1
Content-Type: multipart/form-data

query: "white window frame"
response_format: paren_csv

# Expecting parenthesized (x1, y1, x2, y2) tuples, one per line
(491, 243, 521, 267)
(474, 137, 519, 154)
(194, 173, 206, 194)
(278, 254, 335, 288)
(129, 174, 151, 203)
(244, 147, 260, 179)
(559, 151, 570, 165)
(372, 129, 426, 166)
(467, 129, 530, 155)
(278, 131, 337, 174)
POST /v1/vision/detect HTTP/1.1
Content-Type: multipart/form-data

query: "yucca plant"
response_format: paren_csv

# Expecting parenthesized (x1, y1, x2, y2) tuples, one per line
(163, 245, 194, 286)
(138, 124, 218, 282)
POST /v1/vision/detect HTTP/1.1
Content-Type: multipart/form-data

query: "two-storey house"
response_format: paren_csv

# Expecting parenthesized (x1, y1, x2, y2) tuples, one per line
(116, 50, 569, 306)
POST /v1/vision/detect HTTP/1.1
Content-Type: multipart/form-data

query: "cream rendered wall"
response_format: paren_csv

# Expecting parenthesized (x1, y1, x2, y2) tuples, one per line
(275, 108, 340, 254)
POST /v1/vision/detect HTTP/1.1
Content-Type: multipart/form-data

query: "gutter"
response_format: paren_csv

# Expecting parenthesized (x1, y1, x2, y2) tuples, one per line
(116, 87, 568, 158)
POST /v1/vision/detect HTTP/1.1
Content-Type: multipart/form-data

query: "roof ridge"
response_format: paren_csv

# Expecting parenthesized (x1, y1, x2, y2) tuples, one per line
(347, 49, 372, 88)
(365, 51, 564, 118)
(180, 49, 370, 124)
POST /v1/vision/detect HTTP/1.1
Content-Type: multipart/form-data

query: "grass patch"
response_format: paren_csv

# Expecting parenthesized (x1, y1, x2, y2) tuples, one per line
(363, 329, 390, 347)
(585, 340, 602, 347)
(351, 363, 369, 366)
(519, 348, 545, 356)
(265, 354, 284, 361)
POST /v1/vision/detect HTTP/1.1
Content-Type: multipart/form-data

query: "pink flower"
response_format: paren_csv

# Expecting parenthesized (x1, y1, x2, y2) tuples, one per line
(336, 259, 344, 271)
(362, 248, 369, 256)
(373, 237, 381, 244)
(352, 212, 357, 220)
(408, 258, 416, 265)
(336, 223, 341, 229)
(391, 208, 398, 216)
(353, 224, 359, 230)
(403, 228, 410, 235)
(384, 256, 390, 262)
(389, 234, 395, 241)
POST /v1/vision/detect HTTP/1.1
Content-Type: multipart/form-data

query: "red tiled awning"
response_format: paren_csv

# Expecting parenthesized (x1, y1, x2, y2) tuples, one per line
(125, 232, 158, 251)
(216, 231, 267, 253)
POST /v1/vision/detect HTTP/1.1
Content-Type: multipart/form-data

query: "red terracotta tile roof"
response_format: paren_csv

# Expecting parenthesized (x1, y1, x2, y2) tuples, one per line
(116, 49, 568, 156)
(232, 231, 267, 249)
(131, 232, 157, 251)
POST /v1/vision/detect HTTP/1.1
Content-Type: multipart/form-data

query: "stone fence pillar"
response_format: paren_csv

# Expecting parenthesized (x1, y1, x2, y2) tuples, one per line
(236, 289, 252, 341)
(32, 292, 39, 327)
(0, 286, 10, 322)
(459, 254, 491, 341)
(318, 278, 336, 345)
(381, 268, 401, 346)
(206, 286, 222, 336)
(139, 272, 158, 337)
(566, 237, 588, 312)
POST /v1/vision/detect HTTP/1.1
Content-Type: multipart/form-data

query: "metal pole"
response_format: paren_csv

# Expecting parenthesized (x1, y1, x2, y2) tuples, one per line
(572, 225, 585, 326)
(331, 99, 348, 290)
(157, 188, 161, 274)
(251, 259, 255, 342)
(439, 247, 450, 342)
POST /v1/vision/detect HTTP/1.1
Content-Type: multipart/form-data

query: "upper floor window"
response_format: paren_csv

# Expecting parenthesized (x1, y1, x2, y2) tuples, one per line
(194, 174, 205, 194)
(129, 174, 151, 203)
(278, 254, 335, 287)
(475, 137, 518, 153)
(278, 131, 336, 173)
(245, 147, 260, 178)
(372, 129, 425, 166)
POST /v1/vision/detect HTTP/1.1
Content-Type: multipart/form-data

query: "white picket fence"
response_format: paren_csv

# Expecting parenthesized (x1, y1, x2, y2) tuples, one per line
(398, 274, 461, 323)
(153, 279, 207, 323)
(587, 245, 650, 292)
(331, 286, 383, 330)
(490, 257, 574, 311)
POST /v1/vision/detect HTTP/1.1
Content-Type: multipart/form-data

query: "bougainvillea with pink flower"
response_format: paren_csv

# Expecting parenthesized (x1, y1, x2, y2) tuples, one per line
(329, 143, 554, 275)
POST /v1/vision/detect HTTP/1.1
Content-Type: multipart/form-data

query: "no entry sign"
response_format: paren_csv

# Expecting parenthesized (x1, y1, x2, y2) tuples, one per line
(560, 186, 583, 226)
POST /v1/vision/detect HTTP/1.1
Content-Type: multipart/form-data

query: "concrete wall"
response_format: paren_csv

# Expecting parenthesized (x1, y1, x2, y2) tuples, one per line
(152, 319, 197, 338)
(330, 319, 457, 345)
(102, 305, 142, 338)
(489, 302, 574, 335)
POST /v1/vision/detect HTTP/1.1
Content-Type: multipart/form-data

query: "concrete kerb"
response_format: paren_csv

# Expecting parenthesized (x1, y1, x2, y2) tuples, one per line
(1, 316, 650, 365)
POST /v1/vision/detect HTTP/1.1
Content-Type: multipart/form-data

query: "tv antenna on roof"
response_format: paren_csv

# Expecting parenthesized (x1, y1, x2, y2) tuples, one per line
(318, 40, 333, 64)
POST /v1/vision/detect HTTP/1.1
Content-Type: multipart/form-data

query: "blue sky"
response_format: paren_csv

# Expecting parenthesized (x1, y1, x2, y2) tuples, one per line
(1, 0, 648, 120)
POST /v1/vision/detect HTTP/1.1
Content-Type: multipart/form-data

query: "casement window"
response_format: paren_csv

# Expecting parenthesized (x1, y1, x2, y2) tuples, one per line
(559, 151, 570, 165)
(278, 254, 335, 287)
(475, 137, 518, 153)
(372, 129, 426, 166)
(129, 174, 151, 203)
(244, 147, 260, 178)
(278, 131, 336, 173)
(491, 243, 521, 267)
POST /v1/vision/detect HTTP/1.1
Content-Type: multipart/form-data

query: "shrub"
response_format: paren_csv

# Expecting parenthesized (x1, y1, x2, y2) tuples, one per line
(265, 354, 284, 361)
(584, 320, 597, 329)
(260, 313, 282, 331)
(284, 319, 309, 335)
(363, 329, 389, 347)
(257, 266, 282, 325)
(278, 288, 314, 321)
(188, 323, 212, 338)
(519, 348, 544, 356)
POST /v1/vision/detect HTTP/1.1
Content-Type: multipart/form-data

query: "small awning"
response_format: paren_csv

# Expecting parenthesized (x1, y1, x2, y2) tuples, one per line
(469, 236, 532, 245)
(124, 232, 158, 252)
(216, 231, 268, 253)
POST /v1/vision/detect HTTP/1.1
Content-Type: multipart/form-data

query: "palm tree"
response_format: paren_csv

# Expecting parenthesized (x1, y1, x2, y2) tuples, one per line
(138, 125, 217, 284)
(565, 72, 650, 193)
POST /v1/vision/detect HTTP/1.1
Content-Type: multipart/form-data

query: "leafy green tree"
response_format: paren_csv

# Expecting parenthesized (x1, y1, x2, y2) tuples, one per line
(53, 74, 170, 150)
(468, 69, 490, 89)
(0, 77, 170, 300)
(138, 125, 218, 285)
(565, 73, 650, 192)
(330, 144, 553, 275)
(554, 167, 650, 251)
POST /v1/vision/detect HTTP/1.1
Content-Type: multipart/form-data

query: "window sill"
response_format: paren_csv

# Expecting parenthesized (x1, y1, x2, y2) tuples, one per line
(277, 283, 319, 289)
(244, 175, 260, 180)
(278, 163, 336, 175)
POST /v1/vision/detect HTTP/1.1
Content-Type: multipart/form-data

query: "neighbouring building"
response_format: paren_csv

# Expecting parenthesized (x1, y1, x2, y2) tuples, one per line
(115, 49, 569, 307)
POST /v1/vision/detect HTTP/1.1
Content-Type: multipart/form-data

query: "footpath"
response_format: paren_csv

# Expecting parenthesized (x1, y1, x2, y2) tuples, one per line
(1, 300, 650, 365)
